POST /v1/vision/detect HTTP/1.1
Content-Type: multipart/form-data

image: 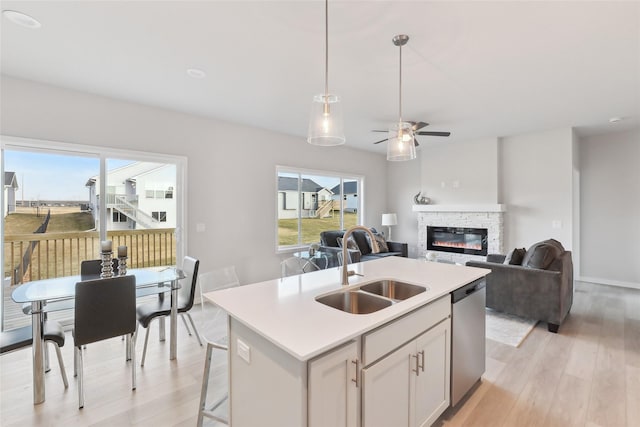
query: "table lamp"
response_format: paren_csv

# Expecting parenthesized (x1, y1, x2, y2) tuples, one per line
(381, 213, 398, 241)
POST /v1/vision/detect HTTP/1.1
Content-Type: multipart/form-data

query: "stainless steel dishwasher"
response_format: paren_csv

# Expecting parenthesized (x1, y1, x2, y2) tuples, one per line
(451, 277, 486, 407)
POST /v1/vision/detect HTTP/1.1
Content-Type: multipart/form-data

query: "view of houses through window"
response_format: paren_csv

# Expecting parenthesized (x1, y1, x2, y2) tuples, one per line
(277, 167, 361, 250)
(1, 142, 182, 330)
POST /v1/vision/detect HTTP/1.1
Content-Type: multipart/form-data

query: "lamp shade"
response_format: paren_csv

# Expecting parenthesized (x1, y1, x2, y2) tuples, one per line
(387, 121, 416, 161)
(307, 94, 345, 146)
(381, 213, 398, 227)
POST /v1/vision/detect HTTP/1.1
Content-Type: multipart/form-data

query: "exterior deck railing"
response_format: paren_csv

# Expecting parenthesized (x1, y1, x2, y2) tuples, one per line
(3, 228, 176, 285)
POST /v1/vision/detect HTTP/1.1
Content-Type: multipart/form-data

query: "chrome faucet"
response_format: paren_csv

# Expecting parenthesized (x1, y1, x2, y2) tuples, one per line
(341, 226, 380, 286)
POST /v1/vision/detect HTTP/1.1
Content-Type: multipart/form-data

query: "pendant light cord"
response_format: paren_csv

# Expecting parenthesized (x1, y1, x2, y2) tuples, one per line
(398, 42, 403, 123)
(324, 0, 329, 97)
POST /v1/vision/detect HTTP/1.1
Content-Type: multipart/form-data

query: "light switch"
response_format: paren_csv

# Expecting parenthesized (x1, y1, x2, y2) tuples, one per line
(196, 223, 205, 233)
(552, 220, 562, 229)
(237, 338, 251, 364)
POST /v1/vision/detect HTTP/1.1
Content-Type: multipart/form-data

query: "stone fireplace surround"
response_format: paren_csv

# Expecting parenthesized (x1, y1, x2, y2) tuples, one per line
(413, 204, 506, 264)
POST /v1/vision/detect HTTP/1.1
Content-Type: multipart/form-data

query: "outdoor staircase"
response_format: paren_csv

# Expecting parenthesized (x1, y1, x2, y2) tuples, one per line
(113, 195, 160, 229)
(313, 200, 334, 218)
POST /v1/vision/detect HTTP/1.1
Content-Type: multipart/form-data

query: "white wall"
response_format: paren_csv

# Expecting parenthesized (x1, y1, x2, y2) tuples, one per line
(420, 138, 499, 205)
(499, 128, 574, 250)
(579, 129, 640, 287)
(0, 76, 388, 284)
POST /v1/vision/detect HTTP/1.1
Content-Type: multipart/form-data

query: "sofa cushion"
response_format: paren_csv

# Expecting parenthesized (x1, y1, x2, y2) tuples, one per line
(522, 241, 562, 269)
(503, 248, 526, 265)
(351, 231, 372, 256)
(320, 230, 344, 248)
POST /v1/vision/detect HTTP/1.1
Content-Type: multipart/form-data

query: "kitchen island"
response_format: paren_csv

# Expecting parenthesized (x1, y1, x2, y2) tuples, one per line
(205, 256, 490, 427)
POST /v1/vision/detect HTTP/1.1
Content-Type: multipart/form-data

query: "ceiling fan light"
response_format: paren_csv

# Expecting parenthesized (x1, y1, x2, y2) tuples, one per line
(308, 94, 345, 146)
(387, 121, 416, 161)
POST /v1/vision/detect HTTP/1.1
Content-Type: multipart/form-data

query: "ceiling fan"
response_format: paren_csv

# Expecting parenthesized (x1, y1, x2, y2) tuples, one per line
(372, 121, 451, 146)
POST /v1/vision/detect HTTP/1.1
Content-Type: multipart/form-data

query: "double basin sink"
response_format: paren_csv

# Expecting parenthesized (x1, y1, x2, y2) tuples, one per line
(316, 280, 427, 314)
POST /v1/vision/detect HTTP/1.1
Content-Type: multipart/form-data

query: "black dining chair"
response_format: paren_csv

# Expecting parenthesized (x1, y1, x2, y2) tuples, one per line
(73, 275, 137, 409)
(1, 321, 69, 389)
(136, 256, 200, 367)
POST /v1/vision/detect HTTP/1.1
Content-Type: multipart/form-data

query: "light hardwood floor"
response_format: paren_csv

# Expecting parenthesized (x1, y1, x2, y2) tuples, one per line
(1, 280, 639, 426)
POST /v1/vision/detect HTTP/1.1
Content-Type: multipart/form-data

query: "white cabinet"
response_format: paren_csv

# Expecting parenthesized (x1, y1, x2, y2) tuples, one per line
(361, 296, 451, 427)
(308, 341, 359, 427)
(413, 320, 451, 427)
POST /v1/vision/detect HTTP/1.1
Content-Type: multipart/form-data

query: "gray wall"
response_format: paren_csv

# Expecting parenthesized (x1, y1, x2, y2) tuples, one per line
(499, 128, 575, 250)
(0, 76, 388, 284)
(386, 156, 421, 257)
(579, 129, 640, 286)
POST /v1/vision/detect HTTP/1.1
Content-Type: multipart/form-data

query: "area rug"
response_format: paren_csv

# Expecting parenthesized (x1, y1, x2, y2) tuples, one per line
(485, 309, 538, 347)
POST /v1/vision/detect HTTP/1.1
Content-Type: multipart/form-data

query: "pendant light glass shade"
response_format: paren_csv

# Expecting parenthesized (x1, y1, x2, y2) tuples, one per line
(308, 94, 345, 146)
(307, 0, 345, 146)
(387, 121, 416, 161)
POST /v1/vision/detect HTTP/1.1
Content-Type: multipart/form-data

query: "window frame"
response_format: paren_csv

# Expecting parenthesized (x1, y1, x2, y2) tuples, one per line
(275, 165, 364, 253)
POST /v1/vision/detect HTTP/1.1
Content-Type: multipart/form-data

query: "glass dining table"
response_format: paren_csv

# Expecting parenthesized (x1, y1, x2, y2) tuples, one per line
(11, 267, 184, 405)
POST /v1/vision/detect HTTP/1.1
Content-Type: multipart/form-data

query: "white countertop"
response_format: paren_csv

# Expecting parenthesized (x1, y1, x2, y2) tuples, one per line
(204, 256, 490, 361)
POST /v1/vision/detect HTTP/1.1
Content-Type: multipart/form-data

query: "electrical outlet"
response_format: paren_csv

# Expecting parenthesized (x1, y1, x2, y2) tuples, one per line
(237, 338, 251, 364)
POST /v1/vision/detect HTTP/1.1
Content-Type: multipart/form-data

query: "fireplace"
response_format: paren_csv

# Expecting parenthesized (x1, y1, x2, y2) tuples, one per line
(427, 226, 488, 256)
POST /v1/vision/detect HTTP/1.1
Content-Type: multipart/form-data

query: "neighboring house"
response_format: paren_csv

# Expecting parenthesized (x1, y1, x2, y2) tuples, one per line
(331, 181, 358, 213)
(278, 176, 333, 219)
(3, 171, 19, 217)
(86, 162, 176, 230)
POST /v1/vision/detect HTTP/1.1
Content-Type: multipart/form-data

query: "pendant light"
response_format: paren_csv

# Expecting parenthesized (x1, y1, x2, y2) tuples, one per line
(307, 0, 345, 146)
(387, 34, 416, 161)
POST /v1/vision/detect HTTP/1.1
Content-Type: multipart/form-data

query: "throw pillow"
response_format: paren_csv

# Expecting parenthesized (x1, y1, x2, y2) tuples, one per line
(336, 236, 360, 252)
(366, 232, 389, 254)
(503, 248, 526, 265)
(522, 241, 560, 269)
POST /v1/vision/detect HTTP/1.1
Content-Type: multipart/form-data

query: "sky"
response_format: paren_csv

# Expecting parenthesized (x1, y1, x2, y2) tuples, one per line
(4, 151, 133, 201)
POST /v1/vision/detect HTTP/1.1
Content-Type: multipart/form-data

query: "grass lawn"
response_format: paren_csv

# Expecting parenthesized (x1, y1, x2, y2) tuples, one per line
(278, 212, 358, 246)
(4, 211, 94, 234)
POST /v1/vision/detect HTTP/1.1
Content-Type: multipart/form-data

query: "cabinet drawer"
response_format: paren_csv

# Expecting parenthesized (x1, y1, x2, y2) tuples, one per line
(362, 295, 450, 366)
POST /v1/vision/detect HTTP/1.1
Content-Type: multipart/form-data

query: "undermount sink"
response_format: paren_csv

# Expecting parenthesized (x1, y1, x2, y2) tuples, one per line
(359, 280, 427, 301)
(316, 291, 392, 314)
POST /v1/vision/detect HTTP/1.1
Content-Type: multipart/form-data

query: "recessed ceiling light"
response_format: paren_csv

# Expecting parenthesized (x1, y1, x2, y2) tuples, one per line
(186, 68, 206, 79)
(3, 10, 41, 29)
(609, 117, 623, 123)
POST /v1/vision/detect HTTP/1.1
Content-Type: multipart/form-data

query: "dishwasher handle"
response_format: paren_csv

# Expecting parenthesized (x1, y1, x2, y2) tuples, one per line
(451, 278, 486, 303)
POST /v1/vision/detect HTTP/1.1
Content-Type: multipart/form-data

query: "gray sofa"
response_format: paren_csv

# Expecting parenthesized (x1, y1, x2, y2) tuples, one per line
(466, 238, 573, 333)
(319, 229, 408, 267)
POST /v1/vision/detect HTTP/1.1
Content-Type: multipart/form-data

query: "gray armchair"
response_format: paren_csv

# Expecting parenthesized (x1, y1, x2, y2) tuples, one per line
(466, 239, 573, 333)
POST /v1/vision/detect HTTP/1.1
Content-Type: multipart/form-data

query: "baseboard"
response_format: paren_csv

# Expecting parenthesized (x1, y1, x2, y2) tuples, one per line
(578, 276, 640, 290)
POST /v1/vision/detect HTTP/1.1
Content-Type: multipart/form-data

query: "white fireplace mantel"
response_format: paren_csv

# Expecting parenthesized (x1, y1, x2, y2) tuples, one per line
(412, 204, 506, 213)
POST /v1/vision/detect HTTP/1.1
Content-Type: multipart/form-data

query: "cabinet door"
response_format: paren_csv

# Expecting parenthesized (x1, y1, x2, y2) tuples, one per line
(413, 320, 451, 427)
(362, 341, 414, 427)
(308, 341, 358, 427)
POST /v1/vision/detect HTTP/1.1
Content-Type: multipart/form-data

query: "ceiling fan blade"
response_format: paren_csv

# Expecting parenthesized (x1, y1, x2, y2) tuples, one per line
(413, 138, 420, 147)
(372, 130, 387, 133)
(373, 137, 389, 144)
(415, 131, 451, 137)
(413, 121, 429, 131)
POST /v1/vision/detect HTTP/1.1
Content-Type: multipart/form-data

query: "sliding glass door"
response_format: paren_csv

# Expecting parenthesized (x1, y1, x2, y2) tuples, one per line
(1, 137, 185, 330)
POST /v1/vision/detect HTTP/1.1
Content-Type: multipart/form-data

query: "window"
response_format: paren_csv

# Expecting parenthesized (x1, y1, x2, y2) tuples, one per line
(112, 211, 127, 222)
(152, 211, 167, 222)
(276, 167, 362, 250)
